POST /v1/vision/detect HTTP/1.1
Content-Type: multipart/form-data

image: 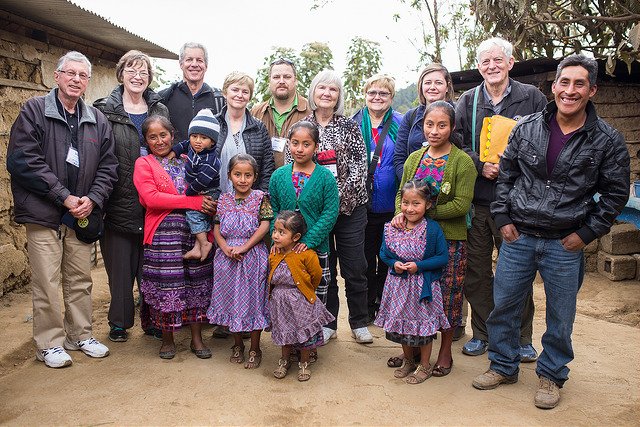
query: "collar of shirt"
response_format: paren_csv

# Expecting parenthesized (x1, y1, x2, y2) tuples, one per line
(482, 82, 512, 115)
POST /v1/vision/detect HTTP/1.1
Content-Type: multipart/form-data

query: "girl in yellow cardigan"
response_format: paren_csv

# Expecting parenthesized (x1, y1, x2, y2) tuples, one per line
(268, 211, 334, 381)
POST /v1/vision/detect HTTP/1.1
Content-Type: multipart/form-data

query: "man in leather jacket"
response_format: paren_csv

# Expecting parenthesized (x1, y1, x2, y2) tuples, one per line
(472, 54, 630, 410)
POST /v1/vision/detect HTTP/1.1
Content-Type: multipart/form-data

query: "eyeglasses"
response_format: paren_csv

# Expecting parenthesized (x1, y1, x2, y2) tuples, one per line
(366, 90, 391, 98)
(57, 69, 90, 81)
(123, 69, 150, 78)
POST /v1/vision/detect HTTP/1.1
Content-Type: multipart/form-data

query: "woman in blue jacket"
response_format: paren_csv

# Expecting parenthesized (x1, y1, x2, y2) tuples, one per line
(352, 74, 403, 322)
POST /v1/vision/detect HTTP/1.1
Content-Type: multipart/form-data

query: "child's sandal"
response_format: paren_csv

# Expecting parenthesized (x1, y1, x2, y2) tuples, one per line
(230, 345, 245, 364)
(244, 350, 262, 369)
(273, 358, 291, 379)
(393, 358, 417, 379)
(309, 349, 318, 364)
(405, 364, 432, 384)
(298, 362, 311, 382)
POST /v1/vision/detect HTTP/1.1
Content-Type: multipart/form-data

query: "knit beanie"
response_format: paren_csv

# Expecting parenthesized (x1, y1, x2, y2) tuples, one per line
(189, 108, 220, 142)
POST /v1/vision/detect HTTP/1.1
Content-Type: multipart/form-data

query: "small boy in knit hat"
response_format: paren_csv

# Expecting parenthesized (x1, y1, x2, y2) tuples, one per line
(172, 108, 222, 261)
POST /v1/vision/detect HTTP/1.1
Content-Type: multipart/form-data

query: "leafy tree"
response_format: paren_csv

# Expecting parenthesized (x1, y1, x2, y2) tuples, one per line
(471, 0, 640, 74)
(449, 4, 489, 69)
(395, 0, 449, 64)
(148, 59, 173, 91)
(342, 37, 383, 114)
(298, 42, 334, 96)
(254, 47, 299, 103)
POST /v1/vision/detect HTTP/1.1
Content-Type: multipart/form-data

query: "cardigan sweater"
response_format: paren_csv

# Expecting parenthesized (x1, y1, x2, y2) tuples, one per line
(379, 218, 448, 302)
(396, 144, 477, 241)
(268, 249, 322, 303)
(268, 163, 339, 254)
(133, 154, 204, 244)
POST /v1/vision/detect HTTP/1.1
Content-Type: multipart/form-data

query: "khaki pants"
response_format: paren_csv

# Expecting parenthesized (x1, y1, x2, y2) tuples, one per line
(26, 224, 94, 349)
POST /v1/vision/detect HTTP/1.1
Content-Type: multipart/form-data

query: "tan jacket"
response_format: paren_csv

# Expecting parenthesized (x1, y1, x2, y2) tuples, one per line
(251, 94, 310, 167)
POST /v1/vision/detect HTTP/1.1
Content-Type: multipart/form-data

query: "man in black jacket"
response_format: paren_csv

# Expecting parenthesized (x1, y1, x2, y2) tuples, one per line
(160, 42, 225, 143)
(6, 51, 118, 368)
(455, 37, 547, 360)
(472, 55, 630, 409)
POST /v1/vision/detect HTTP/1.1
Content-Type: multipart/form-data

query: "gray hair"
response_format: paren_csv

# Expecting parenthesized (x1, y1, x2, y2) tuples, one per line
(307, 69, 345, 116)
(179, 42, 208, 66)
(56, 51, 92, 76)
(555, 54, 598, 87)
(476, 37, 513, 64)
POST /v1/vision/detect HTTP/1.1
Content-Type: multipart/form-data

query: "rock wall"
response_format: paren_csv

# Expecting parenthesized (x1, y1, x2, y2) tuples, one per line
(0, 28, 118, 296)
(591, 82, 640, 184)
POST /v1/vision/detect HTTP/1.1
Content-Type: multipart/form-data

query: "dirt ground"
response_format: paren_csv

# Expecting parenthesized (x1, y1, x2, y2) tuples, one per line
(0, 262, 638, 426)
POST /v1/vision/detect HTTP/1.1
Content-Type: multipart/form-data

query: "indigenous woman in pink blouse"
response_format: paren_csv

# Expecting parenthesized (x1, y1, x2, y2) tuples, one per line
(133, 115, 216, 360)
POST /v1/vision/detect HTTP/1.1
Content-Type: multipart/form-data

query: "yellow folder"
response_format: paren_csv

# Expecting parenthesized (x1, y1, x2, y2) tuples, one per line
(479, 115, 517, 163)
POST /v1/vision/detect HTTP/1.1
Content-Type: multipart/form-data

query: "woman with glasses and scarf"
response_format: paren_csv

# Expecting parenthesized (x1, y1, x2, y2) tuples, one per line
(351, 74, 403, 323)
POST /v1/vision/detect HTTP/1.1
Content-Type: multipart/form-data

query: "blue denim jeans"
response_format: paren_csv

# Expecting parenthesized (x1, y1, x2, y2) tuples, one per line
(185, 209, 211, 234)
(487, 234, 584, 387)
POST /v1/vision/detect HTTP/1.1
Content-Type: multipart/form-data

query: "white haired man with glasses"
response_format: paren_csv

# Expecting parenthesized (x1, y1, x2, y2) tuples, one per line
(6, 50, 117, 368)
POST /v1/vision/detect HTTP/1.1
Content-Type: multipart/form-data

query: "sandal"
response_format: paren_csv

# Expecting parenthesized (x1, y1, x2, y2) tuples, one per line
(298, 362, 311, 382)
(406, 364, 432, 384)
(273, 358, 291, 379)
(431, 359, 453, 377)
(309, 350, 318, 364)
(393, 358, 417, 378)
(229, 345, 245, 363)
(244, 350, 262, 369)
(387, 352, 421, 368)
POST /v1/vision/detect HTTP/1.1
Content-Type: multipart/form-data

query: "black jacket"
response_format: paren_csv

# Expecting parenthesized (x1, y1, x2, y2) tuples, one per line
(491, 101, 630, 244)
(94, 86, 169, 234)
(7, 89, 117, 229)
(215, 106, 275, 192)
(455, 78, 547, 206)
(159, 81, 225, 143)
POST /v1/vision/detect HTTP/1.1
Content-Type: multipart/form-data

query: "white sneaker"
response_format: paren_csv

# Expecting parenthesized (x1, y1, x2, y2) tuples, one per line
(322, 327, 337, 345)
(64, 337, 110, 358)
(36, 346, 73, 368)
(351, 327, 373, 344)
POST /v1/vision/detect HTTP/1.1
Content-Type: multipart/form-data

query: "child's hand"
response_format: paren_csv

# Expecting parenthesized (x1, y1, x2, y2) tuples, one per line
(393, 261, 405, 274)
(220, 243, 234, 259)
(231, 245, 248, 257)
(391, 213, 406, 229)
(166, 151, 176, 160)
(293, 243, 308, 253)
(403, 262, 418, 274)
(270, 245, 281, 255)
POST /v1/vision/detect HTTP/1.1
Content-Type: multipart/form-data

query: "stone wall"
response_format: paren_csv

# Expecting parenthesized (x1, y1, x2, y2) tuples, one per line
(0, 28, 118, 296)
(591, 82, 640, 184)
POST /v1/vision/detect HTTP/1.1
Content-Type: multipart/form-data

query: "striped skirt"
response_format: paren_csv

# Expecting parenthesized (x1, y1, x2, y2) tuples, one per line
(439, 240, 467, 328)
(140, 212, 213, 331)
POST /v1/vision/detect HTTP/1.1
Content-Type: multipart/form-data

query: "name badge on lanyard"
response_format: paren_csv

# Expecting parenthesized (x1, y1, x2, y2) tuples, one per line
(66, 147, 80, 168)
(316, 149, 338, 178)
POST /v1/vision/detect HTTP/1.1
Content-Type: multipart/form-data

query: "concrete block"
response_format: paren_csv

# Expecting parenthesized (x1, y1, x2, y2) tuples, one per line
(635, 254, 640, 280)
(584, 239, 599, 254)
(599, 223, 640, 255)
(597, 251, 637, 281)
(584, 253, 597, 272)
